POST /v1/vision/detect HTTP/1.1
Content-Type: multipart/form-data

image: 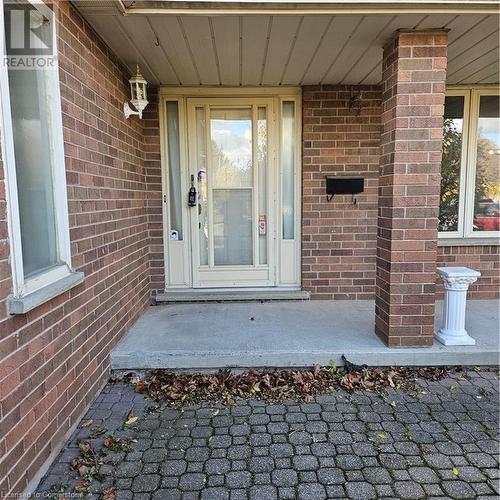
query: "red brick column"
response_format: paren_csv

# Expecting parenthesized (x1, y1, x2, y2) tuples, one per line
(375, 30, 448, 347)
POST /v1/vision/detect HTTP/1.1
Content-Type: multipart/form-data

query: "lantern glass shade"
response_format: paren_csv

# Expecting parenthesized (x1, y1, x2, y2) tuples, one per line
(130, 79, 147, 102)
(129, 67, 148, 106)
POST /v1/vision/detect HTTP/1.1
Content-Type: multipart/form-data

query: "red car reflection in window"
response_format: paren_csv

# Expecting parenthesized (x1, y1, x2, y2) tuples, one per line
(474, 200, 500, 231)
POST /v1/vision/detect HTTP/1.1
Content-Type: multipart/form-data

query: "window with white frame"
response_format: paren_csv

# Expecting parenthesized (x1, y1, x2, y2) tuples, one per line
(439, 88, 500, 240)
(0, 0, 76, 305)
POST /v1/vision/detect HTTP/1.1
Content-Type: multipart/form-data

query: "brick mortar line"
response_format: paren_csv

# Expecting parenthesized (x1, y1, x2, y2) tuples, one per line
(69, 223, 150, 243)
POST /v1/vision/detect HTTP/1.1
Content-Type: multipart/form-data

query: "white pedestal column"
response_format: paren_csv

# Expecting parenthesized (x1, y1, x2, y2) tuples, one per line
(435, 267, 481, 346)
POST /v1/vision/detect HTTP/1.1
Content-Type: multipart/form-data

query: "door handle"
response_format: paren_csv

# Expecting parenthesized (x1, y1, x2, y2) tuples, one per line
(188, 186, 197, 207)
(188, 174, 197, 206)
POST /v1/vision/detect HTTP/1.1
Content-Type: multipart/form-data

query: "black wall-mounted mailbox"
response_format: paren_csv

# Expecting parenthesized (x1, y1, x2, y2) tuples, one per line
(326, 176, 364, 195)
(325, 176, 364, 203)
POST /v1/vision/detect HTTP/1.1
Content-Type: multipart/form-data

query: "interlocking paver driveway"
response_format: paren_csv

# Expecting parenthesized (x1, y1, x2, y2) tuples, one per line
(37, 369, 499, 499)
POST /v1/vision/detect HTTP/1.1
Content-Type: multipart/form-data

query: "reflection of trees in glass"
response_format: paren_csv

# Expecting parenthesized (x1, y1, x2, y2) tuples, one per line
(439, 118, 462, 231)
(258, 119, 267, 168)
(211, 138, 251, 186)
(211, 138, 253, 187)
(210, 120, 267, 188)
(475, 133, 500, 207)
(473, 131, 500, 231)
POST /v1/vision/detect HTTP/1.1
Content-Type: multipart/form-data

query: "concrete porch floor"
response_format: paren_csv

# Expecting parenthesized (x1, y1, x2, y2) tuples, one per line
(111, 300, 500, 370)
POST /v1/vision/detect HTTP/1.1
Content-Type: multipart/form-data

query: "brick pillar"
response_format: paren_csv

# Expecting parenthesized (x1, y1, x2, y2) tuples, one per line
(375, 30, 448, 347)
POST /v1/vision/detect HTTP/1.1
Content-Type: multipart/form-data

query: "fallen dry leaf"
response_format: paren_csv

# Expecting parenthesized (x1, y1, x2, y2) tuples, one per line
(81, 419, 93, 428)
(90, 426, 107, 438)
(125, 416, 138, 425)
(103, 438, 114, 449)
(101, 486, 116, 500)
(134, 380, 147, 393)
(74, 481, 90, 493)
(70, 458, 80, 471)
(128, 364, 457, 407)
(78, 442, 92, 456)
(103, 435, 130, 451)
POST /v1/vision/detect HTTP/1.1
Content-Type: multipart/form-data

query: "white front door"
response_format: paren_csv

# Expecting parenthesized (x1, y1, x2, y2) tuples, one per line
(186, 98, 276, 287)
(161, 88, 301, 291)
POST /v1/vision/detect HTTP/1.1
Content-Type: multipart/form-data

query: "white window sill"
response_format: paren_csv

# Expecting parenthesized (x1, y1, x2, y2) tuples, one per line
(438, 237, 500, 247)
(7, 271, 85, 315)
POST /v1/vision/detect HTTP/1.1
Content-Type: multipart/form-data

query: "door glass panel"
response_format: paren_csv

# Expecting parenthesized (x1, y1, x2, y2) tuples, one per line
(282, 101, 295, 240)
(439, 96, 465, 232)
(473, 95, 500, 232)
(213, 189, 253, 266)
(258, 107, 268, 265)
(166, 101, 183, 240)
(211, 108, 253, 188)
(195, 107, 209, 265)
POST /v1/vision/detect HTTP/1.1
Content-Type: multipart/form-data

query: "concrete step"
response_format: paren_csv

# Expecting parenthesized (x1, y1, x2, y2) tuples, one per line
(111, 300, 500, 370)
(155, 289, 310, 303)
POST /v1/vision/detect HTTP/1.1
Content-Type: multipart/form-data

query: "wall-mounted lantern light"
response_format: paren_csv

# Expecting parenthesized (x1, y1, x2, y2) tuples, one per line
(124, 65, 148, 119)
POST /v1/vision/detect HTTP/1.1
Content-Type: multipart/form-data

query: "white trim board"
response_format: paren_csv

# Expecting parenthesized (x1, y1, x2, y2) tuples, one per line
(160, 87, 302, 291)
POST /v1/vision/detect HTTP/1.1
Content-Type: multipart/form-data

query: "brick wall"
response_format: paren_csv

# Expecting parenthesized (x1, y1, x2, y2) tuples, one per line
(302, 85, 381, 300)
(118, 86, 500, 303)
(0, 2, 151, 495)
(143, 88, 164, 295)
(437, 245, 500, 299)
(301, 85, 499, 302)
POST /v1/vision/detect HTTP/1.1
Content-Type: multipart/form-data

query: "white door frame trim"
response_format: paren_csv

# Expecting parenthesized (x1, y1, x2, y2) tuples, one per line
(159, 87, 302, 291)
(159, 87, 302, 97)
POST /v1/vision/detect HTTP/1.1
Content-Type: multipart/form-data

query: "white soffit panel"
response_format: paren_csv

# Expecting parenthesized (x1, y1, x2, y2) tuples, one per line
(448, 47, 500, 84)
(148, 16, 200, 85)
(280, 15, 332, 85)
(413, 13, 460, 29)
(118, 15, 178, 84)
(211, 16, 241, 86)
(241, 16, 271, 86)
(261, 15, 302, 85)
(300, 15, 362, 85)
(180, 16, 221, 85)
(74, 4, 500, 86)
(321, 15, 395, 84)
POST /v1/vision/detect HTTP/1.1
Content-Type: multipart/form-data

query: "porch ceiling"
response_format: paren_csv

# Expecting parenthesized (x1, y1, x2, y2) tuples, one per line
(72, 2, 500, 86)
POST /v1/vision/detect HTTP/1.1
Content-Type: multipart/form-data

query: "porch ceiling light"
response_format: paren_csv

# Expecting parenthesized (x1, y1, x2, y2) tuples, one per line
(124, 65, 148, 119)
